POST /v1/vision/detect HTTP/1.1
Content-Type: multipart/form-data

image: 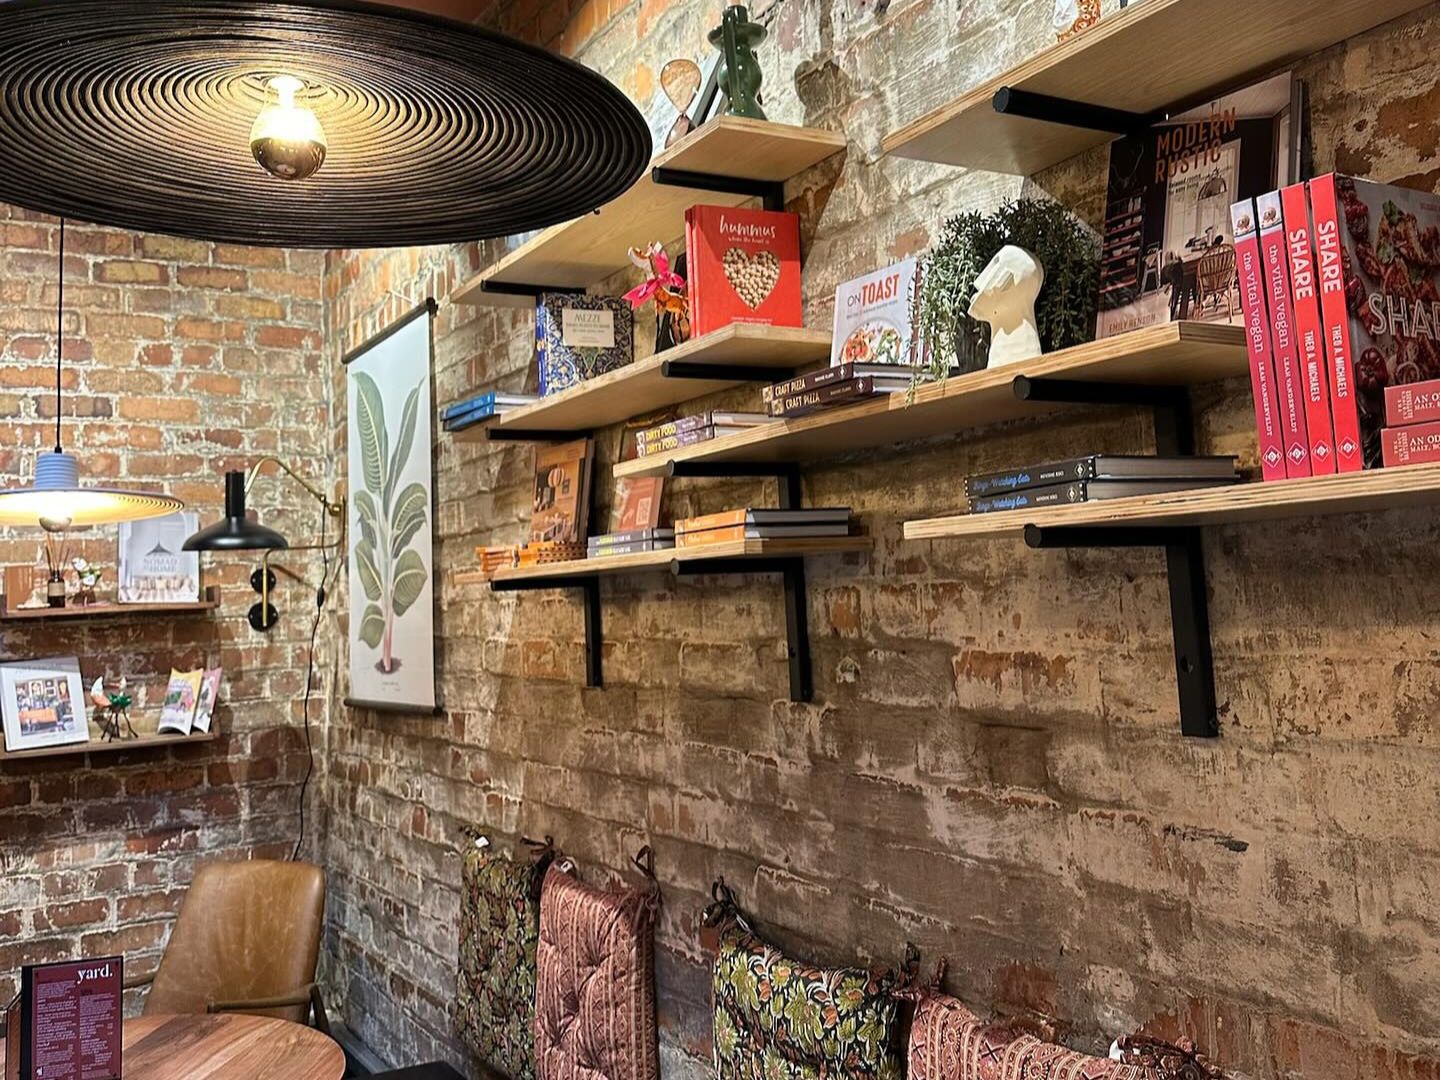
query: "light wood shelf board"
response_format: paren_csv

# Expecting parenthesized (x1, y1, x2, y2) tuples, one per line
(883, 0, 1433, 174)
(0, 585, 223, 622)
(452, 118, 846, 304)
(453, 324, 832, 441)
(1, 728, 220, 763)
(487, 535, 873, 583)
(902, 464, 1440, 540)
(613, 322, 1246, 479)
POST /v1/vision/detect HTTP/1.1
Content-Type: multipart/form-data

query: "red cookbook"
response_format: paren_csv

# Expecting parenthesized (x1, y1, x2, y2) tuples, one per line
(1281, 181, 1336, 473)
(1257, 190, 1310, 476)
(1231, 199, 1287, 480)
(685, 205, 803, 337)
(1309, 173, 1440, 469)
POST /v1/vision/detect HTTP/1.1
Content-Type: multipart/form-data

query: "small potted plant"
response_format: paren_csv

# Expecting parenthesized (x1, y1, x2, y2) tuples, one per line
(912, 197, 1100, 382)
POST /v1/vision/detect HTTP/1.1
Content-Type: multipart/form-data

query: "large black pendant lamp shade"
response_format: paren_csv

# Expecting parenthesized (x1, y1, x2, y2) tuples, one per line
(0, 0, 652, 248)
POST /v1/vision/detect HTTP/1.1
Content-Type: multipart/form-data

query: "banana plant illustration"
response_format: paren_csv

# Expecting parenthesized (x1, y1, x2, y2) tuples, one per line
(353, 371, 429, 673)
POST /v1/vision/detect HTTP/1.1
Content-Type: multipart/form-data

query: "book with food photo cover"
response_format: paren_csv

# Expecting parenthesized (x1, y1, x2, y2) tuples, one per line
(1097, 72, 1301, 339)
(158, 668, 204, 735)
(529, 437, 594, 545)
(831, 257, 923, 369)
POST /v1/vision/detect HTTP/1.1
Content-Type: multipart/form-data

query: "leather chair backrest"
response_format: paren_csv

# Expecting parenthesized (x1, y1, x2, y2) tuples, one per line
(144, 859, 325, 1024)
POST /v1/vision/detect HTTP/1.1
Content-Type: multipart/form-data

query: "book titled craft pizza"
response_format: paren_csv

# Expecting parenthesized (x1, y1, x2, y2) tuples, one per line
(685, 205, 802, 337)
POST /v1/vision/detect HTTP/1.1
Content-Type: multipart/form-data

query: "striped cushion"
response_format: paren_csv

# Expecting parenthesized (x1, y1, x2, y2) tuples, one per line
(908, 993, 1166, 1080)
(534, 863, 659, 1080)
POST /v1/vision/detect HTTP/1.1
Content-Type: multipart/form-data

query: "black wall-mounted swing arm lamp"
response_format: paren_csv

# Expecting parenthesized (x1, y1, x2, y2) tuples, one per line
(183, 459, 346, 631)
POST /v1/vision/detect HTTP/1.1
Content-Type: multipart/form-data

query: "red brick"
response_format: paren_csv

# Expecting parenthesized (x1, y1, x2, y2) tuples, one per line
(176, 265, 248, 291)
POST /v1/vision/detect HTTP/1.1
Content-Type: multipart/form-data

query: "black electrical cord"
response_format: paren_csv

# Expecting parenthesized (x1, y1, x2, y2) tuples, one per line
(291, 505, 341, 862)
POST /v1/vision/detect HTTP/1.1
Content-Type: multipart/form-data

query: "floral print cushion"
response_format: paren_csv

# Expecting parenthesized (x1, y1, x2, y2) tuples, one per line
(456, 841, 543, 1080)
(712, 925, 903, 1080)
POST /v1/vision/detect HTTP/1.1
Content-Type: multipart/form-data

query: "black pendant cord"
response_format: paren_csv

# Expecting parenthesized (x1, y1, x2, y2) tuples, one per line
(54, 216, 64, 454)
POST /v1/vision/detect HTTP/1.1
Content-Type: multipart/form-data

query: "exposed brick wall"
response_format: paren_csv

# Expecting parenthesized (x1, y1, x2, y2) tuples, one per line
(0, 208, 331, 1007)
(317, 1, 1440, 1077)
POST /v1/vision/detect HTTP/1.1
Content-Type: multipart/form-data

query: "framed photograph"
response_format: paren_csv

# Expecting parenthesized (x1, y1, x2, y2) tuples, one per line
(343, 300, 438, 714)
(117, 511, 201, 603)
(0, 657, 88, 752)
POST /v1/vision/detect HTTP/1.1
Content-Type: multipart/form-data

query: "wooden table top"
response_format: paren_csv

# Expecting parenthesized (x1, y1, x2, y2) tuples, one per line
(2, 1012, 346, 1080)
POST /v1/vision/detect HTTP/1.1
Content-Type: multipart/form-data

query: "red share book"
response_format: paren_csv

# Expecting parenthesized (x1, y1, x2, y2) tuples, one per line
(1280, 181, 1337, 473)
(1231, 199, 1287, 481)
(1256, 190, 1310, 477)
(685, 205, 803, 337)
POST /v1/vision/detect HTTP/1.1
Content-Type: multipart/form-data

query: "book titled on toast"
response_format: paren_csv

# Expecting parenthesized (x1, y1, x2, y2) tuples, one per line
(969, 477, 1239, 515)
(964, 455, 1239, 500)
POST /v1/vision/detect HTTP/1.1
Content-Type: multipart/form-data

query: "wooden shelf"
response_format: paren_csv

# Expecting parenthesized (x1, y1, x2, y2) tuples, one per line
(1, 728, 220, 763)
(614, 322, 1247, 479)
(454, 324, 832, 440)
(902, 465, 1440, 541)
(488, 535, 873, 583)
(0, 585, 222, 622)
(450, 117, 845, 306)
(882, 0, 1431, 174)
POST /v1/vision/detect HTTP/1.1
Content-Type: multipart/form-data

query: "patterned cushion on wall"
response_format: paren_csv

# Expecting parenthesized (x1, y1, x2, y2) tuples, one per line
(455, 839, 546, 1080)
(908, 991, 1168, 1080)
(712, 924, 904, 1080)
(534, 861, 660, 1080)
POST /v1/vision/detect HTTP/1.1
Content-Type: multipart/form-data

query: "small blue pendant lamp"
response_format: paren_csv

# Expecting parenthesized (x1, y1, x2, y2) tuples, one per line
(0, 219, 183, 529)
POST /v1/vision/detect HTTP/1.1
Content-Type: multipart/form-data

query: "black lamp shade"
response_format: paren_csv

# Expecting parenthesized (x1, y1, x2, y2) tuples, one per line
(183, 471, 289, 552)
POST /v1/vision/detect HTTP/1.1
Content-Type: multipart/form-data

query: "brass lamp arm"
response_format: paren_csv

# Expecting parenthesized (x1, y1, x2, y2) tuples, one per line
(244, 456, 344, 519)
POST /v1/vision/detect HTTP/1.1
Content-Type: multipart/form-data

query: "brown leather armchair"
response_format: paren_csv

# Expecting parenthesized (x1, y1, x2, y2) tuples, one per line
(125, 859, 329, 1032)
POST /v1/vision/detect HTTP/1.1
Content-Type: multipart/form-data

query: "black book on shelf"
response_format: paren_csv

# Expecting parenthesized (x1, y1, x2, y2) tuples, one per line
(964, 454, 1238, 500)
(968, 476, 1240, 515)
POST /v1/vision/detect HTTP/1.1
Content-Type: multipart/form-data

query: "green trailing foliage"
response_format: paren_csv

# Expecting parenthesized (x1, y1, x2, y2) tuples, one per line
(353, 371, 429, 671)
(913, 197, 1100, 381)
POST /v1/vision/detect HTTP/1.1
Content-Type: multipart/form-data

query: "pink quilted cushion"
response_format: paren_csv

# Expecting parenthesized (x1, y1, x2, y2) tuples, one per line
(534, 863, 659, 1080)
(909, 992, 1166, 1080)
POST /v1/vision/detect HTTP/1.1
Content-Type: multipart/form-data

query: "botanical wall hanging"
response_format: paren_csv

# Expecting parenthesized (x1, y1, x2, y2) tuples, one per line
(913, 197, 1099, 380)
(344, 302, 437, 713)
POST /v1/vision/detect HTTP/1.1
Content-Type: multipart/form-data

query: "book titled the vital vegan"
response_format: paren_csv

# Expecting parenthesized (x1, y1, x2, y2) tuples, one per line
(831, 258, 922, 368)
(1097, 72, 1300, 339)
(685, 205, 802, 337)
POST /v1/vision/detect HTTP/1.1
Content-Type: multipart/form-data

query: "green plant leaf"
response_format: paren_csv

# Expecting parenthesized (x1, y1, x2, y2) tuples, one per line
(355, 538, 383, 603)
(390, 548, 428, 618)
(354, 489, 379, 551)
(353, 371, 389, 498)
(358, 604, 386, 649)
(389, 481, 428, 559)
(385, 382, 421, 514)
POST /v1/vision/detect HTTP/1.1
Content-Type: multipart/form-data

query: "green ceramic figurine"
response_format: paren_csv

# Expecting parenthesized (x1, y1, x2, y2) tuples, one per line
(709, 0, 766, 120)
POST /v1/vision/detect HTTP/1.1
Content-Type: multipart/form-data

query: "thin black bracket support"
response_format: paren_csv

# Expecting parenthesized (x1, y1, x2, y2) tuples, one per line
(666, 461, 804, 485)
(661, 360, 794, 382)
(491, 575, 603, 689)
(673, 557, 812, 702)
(651, 166, 785, 213)
(480, 281, 586, 300)
(1011, 376, 1195, 456)
(1024, 525, 1217, 739)
(991, 87, 1162, 136)
(486, 427, 590, 443)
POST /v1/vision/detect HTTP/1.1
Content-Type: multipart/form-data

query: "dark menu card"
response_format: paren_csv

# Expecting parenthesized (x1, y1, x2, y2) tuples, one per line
(15, 958, 122, 1080)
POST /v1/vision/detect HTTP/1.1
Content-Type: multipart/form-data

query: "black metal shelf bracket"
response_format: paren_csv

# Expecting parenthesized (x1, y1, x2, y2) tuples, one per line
(480, 281, 586, 300)
(1011, 376, 1216, 739)
(651, 166, 785, 213)
(660, 359, 794, 383)
(491, 575, 603, 688)
(486, 427, 590, 443)
(991, 86, 1163, 136)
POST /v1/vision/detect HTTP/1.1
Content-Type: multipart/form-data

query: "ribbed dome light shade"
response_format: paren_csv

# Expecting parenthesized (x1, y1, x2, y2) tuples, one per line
(0, 451, 185, 527)
(0, 0, 653, 248)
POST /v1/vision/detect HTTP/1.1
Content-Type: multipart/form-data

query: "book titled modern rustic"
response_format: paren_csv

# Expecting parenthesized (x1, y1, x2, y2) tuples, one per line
(1097, 72, 1300, 339)
(964, 455, 1239, 500)
(685, 205, 802, 337)
(830, 257, 923, 368)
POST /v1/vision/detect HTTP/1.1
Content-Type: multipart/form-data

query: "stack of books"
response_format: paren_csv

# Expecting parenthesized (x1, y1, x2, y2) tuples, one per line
(442, 391, 537, 433)
(634, 411, 774, 456)
(474, 545, 519, 577)
(675, 507, 854, 548)
(763, 362, 918, 418)
(964, 455, 1240, 515)
(1381, 378, 1440, 466)
(587, 528, 676, 558)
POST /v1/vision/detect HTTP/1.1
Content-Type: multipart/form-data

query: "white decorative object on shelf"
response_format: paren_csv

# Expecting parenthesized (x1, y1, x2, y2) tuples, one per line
(969, 245, 1044, 368)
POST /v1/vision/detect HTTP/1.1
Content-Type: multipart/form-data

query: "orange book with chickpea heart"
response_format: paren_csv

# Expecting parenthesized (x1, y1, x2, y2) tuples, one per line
(685, 205, 803, 337)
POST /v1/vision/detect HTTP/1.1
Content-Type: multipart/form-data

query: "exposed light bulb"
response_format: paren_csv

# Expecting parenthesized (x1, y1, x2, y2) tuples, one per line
(250, 75, 327, 181)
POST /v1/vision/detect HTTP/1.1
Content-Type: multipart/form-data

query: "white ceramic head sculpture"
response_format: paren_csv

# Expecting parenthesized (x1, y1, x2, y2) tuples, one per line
(969, 244, 1045, 368)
